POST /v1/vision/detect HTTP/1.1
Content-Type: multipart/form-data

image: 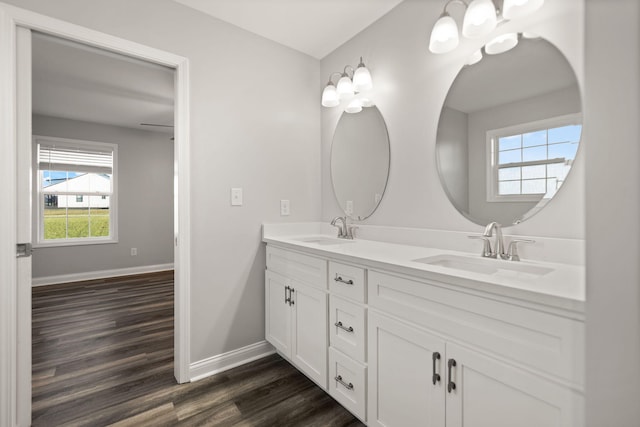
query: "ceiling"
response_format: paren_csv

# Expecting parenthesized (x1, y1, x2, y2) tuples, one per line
(173, 0, 405, 59)
(445, 38, 579, 114)
(32, 32, 175, 133)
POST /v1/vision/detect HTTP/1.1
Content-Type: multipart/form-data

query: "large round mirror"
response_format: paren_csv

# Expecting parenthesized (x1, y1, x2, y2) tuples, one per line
(435, 37, 582, 226)
(331, 106, 390, 220)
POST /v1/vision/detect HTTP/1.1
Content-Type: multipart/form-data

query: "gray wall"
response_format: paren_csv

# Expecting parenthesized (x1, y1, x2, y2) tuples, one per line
(320, 0, 585, 239)
(585, 0, 640, 425)
(6, 0, 321, 363)
(32, 115, 174, 278)
(436, 106, 468, 213)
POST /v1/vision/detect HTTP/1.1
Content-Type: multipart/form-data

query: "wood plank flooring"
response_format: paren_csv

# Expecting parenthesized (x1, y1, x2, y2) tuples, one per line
(32, 271, 364, 426)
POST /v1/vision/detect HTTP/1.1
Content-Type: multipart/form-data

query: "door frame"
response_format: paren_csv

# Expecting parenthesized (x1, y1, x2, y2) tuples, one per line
(0, 3, 192, 426)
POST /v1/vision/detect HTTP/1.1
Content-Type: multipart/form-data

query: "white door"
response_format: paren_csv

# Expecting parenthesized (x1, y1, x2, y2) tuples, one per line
(265, 271, 291, 356)
(16, 26, 33, 427)
(368, 311, 446, 427)
(445, 342, 584, 427)
(290, 281, 327, 388)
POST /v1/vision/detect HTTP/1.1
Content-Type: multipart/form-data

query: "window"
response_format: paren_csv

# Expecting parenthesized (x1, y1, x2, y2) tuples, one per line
(487, 114, 582, 202)
(34, 136, 118, 246)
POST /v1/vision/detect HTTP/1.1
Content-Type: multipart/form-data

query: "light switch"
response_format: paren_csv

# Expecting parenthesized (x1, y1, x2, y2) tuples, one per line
(231, 188, 243, 206)
(280, 199, 290, 216)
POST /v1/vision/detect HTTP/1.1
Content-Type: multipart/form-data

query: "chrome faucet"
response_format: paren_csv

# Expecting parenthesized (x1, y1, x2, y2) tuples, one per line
(483, 222, 506, 259)
(330, 216, 355, 239)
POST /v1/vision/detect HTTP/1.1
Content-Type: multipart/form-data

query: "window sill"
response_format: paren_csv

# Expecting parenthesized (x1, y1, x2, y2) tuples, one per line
(34, 238, 118, 249)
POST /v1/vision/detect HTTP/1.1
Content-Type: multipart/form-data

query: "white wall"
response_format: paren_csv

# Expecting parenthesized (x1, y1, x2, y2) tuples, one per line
(6, 0, 321, 363)
(436, 106, 468, 213)
(321, 0, 584, 239)
(32, 115, 174, 278)
(466, 85, 581, 224)
(585, 0, 640, 424)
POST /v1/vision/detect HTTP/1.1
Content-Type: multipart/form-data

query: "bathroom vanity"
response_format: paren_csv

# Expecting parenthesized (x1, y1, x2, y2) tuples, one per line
(263, 224, 584, 426)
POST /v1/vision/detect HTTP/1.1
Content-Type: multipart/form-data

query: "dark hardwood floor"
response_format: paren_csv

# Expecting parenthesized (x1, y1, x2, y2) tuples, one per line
(32, 271, 363, 427)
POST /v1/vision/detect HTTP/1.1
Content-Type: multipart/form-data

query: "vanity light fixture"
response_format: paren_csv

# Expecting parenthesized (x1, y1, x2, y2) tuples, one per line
(321, 57, 374, 112)
(484, 32, 519, 54)
(428, 0, 544, 54)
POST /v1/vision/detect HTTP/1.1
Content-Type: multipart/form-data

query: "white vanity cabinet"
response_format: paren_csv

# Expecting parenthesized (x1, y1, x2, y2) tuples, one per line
(265, 247, 328, 389)
(264, 243, 585, 427)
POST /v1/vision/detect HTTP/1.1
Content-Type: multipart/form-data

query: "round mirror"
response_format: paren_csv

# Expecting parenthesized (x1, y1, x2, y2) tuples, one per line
(331, 106, 390, 220)
(435, 37, 582, 226)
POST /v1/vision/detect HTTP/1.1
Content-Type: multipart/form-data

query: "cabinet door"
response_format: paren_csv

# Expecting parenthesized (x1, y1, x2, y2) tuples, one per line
(368, 311, 446, 427)
(290, 282, 328, 389)
(265, 271, 291, 356)
(445, 343, 584, 427)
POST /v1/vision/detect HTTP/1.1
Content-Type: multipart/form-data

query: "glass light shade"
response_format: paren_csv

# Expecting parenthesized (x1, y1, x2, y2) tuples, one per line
(466, 49, 483, 65)
(502, 0, 544, 20)
(462, 0, 498, 39)
(360, 97, 375, 107)
(345, 98, 363, 114)
(336, 75, 354, 99)
(353, 66, 373, 92)
(429, 13, 459, 54)
(321, 84, 339, 107)
(522, 31, 540, 39)
(485, 33, 519, 54)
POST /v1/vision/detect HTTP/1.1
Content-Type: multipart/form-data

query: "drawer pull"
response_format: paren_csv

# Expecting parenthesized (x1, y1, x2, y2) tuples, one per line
(334, 375, 354, 390)
(334, 275, 354, 285)
(289, 287, 295, 305)
(334, 321, 354, 333)
(447, 358, 457, 393)
(432, 352, 441, 385)
(285, 286, 290, 305)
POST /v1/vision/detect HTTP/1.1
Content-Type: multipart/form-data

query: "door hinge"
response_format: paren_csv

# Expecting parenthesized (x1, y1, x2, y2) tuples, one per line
(16, 242, 32, 258)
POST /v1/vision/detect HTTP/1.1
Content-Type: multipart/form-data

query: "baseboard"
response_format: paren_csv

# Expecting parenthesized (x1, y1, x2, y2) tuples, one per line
(32, 263, 174, 286)
(190, 341, 276, 382)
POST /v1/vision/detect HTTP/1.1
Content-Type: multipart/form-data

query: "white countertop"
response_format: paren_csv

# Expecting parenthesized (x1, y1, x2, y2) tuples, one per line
(263, 225, 585, 316)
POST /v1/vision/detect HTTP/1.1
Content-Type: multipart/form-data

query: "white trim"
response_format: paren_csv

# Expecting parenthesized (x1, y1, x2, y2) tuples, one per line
(190, 341, 276, 382)
(0, 3, 192, 425)
(32, 263, 175, 287)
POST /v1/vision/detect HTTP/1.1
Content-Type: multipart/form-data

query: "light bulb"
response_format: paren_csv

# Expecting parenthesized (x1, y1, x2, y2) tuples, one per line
(466, 49, 483, 65)
(462, 0, 497, 39)
(502, 0, 544, 20)
(336, 74, 354, 100)
(321, 83, 339, 107)
(485, 33, 519, 54)
(429, 13, 459, 54)
(353, 59, 373, 92)
(345, 98, 363, 114)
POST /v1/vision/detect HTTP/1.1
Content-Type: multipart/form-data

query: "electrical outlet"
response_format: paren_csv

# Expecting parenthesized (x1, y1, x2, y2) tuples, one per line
(346, 200, 354, 215)
(131, 248, 137, 256)
(280, 200, 290, 216)
(231, 188, 243, 206)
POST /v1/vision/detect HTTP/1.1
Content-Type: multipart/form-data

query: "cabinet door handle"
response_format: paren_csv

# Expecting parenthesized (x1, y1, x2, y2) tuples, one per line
(432, 352, 441, 385)
(289, 288, 295, 305)
(334, 375, 354, 390)
(334, 321, 354, 333)
(334, 275, 354, 285)
(447, 358, 457, 393)
(284, 286, 290, 305)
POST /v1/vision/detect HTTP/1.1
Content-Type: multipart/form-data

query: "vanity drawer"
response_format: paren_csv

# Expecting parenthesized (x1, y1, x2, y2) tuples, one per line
(266, 246, 327, 290)
(329, 261, 366, 303)
(368, 270, 585, 386)
(330, 295, 366, 363)
(329, 347, 367, 422)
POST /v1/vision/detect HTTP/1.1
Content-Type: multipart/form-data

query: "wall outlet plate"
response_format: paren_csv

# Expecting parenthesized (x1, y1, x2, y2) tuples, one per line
(280, 199, 290, 216)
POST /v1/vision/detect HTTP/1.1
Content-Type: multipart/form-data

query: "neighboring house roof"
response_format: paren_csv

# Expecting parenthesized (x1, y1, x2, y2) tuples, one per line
(44, 173, 111, 192)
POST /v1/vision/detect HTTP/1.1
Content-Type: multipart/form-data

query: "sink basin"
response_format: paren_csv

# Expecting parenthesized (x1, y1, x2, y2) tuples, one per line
(413, 254, 553, 277)
(293, 236, 355, 246)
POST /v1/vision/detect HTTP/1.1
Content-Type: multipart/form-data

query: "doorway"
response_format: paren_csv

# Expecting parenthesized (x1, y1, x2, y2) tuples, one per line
(0, 5, 192, 426)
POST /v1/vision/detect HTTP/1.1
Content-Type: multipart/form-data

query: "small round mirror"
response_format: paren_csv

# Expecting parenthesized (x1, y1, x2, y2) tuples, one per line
(331, 106, 390, 220)
(435, 37, 582, 226)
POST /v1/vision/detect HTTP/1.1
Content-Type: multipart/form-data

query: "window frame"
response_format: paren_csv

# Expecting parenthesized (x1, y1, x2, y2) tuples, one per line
(33, 135, 118, 248)
(486, 113, 582, 203)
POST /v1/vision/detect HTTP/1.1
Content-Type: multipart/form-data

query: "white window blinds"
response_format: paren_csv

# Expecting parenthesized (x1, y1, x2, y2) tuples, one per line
(38, 143, 113, 174)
